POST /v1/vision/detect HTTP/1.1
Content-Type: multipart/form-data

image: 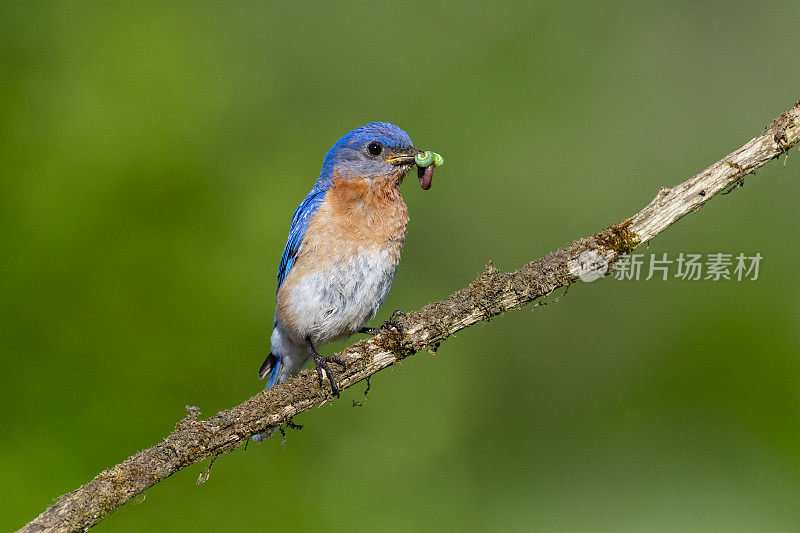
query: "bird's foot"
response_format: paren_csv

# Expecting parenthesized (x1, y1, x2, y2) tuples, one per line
(359, 310, 405, 339)
(313, 354, 346, 397)
(306, 337, 345, 397)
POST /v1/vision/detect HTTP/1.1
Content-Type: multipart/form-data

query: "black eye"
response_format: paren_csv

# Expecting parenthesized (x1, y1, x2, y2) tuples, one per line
(367, 141, 382, 156)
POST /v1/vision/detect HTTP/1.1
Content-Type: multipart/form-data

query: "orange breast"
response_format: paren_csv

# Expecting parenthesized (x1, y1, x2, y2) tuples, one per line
(319, 173, 410, 248)
(275, 172, 410, 331)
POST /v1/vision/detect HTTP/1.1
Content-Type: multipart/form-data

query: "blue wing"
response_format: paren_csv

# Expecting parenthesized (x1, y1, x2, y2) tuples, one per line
(276, 187, 328, 291)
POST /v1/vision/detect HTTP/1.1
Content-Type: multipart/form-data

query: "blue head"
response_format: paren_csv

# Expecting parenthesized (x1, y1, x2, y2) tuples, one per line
(318, 122, 419, 185)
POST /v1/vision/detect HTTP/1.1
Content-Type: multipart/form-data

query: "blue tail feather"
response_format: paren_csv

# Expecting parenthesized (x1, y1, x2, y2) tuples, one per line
(257, 352, 279, 385)
(253, 353, 281, 442)
(266, 355, 280, 388)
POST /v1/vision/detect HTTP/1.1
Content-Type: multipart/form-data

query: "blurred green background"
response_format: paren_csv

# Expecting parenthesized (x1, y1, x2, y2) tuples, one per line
(3, 1, 800, 531)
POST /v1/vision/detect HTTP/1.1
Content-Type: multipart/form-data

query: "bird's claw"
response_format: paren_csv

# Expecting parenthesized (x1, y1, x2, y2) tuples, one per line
(384, 310, 406, 338)
(359, 310, 406, 339)
(313, 354, 346, 397)
(381, 320, 404, 338)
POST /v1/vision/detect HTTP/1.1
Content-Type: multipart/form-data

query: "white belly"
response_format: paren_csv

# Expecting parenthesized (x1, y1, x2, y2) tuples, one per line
(283, 246, 399, 345)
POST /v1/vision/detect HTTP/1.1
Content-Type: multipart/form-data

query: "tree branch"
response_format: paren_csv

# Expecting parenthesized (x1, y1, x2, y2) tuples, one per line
(19, 100, 800, 533)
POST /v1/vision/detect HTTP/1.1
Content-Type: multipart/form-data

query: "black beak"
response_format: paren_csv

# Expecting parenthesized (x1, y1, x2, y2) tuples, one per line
(386, 148, 423, 166)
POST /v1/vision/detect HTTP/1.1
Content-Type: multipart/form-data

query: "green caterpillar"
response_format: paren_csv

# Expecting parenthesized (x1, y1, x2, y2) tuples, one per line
(415, 150, 444, 167)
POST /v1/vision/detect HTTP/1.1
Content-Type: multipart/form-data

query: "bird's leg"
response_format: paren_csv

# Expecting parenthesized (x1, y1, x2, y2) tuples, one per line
(306, 337, 345, 397)
(359, 310, 405, 339)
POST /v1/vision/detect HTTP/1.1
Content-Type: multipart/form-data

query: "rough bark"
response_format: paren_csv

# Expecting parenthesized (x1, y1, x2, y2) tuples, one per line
(19, 100, 800, 533)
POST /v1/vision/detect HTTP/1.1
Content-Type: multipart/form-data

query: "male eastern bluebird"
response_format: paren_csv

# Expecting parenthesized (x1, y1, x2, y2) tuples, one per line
(257, 122, 435, 398)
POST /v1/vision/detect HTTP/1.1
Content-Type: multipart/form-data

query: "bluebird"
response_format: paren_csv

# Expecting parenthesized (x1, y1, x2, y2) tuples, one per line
(257, 122, 436, 398)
